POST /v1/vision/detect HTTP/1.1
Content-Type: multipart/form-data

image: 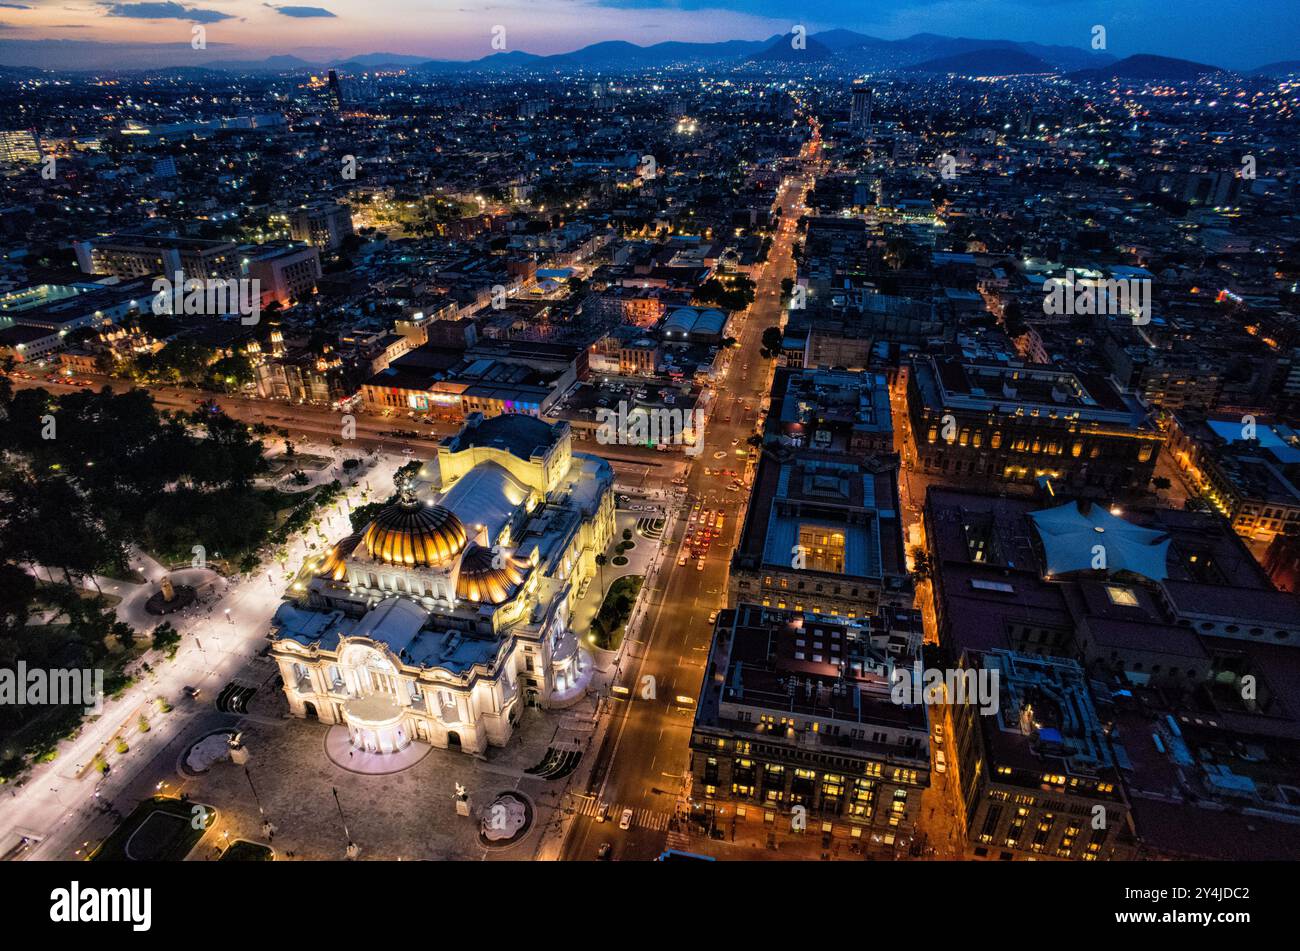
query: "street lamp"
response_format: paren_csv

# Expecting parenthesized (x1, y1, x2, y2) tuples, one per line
(332, 787, 358, 859)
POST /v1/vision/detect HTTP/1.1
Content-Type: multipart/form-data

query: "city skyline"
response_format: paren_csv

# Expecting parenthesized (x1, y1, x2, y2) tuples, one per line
(0, 0, 1297, 916)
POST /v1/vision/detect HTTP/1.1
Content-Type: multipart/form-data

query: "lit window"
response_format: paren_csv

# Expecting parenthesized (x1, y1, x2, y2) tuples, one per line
(1105, 585, 1139, 607)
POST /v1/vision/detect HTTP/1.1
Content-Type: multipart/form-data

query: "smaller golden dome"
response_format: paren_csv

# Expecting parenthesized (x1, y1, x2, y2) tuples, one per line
(362, 497, 468, 567)
(317, 534, 362, 581)
(456, 544, 529, 605)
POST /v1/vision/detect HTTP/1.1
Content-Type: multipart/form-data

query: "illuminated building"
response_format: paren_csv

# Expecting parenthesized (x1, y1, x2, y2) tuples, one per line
(907, 353, 1162, 496)
(271, 414, 615, 754)
(689, 604, 930, 852)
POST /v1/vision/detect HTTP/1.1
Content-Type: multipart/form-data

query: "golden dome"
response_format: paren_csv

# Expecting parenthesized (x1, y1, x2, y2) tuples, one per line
(455, 544, 528, 605)
(362, 497, 468, 567)
(317, 534, 361, 581)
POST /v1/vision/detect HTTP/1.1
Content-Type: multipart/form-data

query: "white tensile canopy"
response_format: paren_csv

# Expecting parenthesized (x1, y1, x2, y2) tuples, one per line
(1029, 500, 1170, 581)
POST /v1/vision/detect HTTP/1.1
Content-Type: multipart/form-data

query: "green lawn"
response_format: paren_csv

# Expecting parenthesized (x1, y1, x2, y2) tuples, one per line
(590, 574, 644, 651)
(220, 839, 274, 861)
(90, 796, 215, 862)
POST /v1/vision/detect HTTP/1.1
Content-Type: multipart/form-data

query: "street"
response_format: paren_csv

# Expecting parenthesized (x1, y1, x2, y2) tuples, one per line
(558, 134, 819, 861)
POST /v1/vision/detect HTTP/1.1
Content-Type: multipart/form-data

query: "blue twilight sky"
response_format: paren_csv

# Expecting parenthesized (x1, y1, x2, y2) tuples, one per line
(0, 0, 1295, 69)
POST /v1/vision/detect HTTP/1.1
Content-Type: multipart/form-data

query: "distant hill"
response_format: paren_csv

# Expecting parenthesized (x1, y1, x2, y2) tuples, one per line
(808, 30, 1112, 73)
(748, 33, 833, 63)
(204, 54, 317, 72)
(1251, 60, 1300, 77)
(552, 38, 769, 67)
(909, 48, 1056, 76)
(1070, 54, 1227, 82)
(411, 50, 545, 73)
(0, 32, 1231, 79)
(337, 52, 430, 68)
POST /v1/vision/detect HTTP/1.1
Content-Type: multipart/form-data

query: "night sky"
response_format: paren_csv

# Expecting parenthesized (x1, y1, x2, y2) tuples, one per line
(0, 0, 1295, 69)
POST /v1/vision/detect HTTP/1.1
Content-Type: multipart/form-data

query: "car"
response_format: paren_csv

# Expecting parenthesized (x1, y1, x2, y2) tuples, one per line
(182, 686, 201, 699)
(678, 555, 687, 566)
(401, 448, 416, 455)
(596, 842, 613, 860)
(596, 801, 610, 823)
(619, 808, 634, 830)
(935, 750, 947, 773)
(708, 610, 719, 624)
(696, 558, 705, 571)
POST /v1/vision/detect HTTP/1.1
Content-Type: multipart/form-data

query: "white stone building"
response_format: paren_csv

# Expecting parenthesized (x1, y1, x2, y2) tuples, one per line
(271, 413, 615, 755)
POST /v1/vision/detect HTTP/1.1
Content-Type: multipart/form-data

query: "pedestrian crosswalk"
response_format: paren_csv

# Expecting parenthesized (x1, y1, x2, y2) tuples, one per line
(664, 829, 694, 852)
(572, 797, 671, 831)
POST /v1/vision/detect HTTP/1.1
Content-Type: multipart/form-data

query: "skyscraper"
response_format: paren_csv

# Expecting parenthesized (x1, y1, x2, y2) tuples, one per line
(850, 82, 872, 134)
(327, 69, 344, 113)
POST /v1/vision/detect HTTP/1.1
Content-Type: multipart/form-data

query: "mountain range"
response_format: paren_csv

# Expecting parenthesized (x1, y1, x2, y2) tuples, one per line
(0, 30, 1271, 78)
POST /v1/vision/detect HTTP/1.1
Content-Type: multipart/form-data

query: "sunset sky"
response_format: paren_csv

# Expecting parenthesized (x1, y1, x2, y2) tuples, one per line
(0, 0, 1295, 70)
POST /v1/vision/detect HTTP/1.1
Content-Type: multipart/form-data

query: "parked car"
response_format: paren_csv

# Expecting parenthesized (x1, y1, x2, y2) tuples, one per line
(935, 750, 947, 773)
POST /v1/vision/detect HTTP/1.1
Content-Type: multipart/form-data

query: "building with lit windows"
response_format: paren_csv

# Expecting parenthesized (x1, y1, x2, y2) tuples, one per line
(850, 82, 872, 133)
(689, 603, 930, 854)
(925, 486, 1300, 857)
(288, 200, 354, 251)
(907, 353, 1161, 496)
(270, 413, 615, 755)
(72, 233, 240, 281)
(1168, 412, 1300, 543)
(0, 129, 41, 164)
(731, 364, 910, 619)
(953, 650, 1136, 860)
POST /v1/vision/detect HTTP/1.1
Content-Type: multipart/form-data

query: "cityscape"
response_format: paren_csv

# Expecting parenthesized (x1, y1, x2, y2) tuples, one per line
(0, 0, 1295, 925)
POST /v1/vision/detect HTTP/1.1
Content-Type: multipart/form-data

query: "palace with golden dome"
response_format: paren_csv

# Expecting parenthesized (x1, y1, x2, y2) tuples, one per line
(270, 413, 615, 756)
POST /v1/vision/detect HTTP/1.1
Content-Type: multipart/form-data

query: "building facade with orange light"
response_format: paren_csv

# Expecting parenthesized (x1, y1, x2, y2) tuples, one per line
(907, 354, 1162, 497)
(1168, 411, 1300, 542)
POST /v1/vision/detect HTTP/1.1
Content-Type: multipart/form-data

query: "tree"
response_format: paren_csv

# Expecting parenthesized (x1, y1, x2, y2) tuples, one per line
(594, 553, 607, 595)
(0, 562, 36, 639)
(884, 237, 912, 271)
(151, 622, 180, 657)
(909, 546, 933, 582)
(349, 500, 389, 534)
(113, 621, 137, 651)
(760, 326, 784, 359)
